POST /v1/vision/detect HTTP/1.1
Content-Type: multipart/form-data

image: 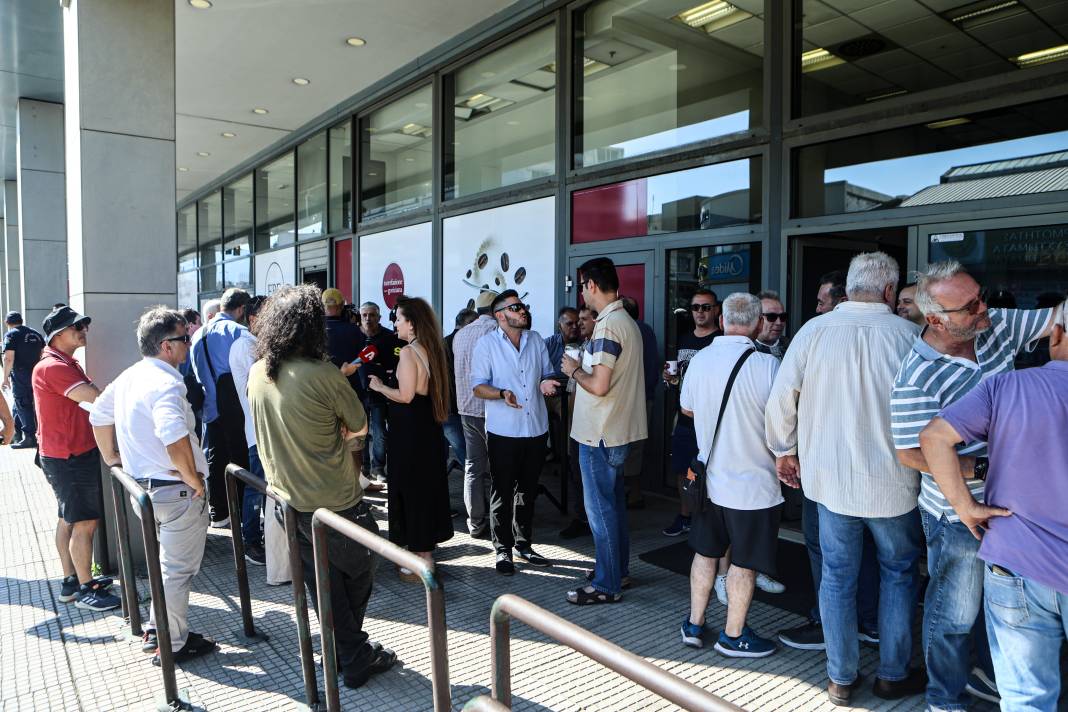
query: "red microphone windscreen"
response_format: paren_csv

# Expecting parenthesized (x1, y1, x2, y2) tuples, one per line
(358, 344, 378, 363)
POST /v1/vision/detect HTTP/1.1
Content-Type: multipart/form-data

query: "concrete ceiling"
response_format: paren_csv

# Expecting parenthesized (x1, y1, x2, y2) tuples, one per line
(0, 0, 518, 210)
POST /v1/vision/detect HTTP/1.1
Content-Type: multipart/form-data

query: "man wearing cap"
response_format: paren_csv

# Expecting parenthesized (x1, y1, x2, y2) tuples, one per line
(3, 311, 45, 448)
(452, 290, 500, 539)
(32, 306, 121, 611)
(190, 287, 251, 527)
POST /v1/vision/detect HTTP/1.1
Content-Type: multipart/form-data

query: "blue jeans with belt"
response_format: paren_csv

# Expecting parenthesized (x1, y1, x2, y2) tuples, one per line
(578, 441, 631, 595)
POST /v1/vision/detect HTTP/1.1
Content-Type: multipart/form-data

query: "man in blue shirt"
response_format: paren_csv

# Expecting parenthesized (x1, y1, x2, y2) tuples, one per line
(471, 290, 559, 575)
(2, 312, 45, 448)
(190, 288, 251, 526)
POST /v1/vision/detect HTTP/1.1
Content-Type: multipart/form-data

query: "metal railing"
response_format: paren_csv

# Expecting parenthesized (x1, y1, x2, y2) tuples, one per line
(109, 466, 189, 711)
(310, 507, 450, 712)
(224, 465, 321, 709)
(490, 594, 743, 712)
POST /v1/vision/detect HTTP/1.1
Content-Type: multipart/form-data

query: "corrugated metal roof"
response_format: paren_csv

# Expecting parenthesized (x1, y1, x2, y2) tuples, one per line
(901, 166, 1068, 206)
(944, 150, 1068, 181)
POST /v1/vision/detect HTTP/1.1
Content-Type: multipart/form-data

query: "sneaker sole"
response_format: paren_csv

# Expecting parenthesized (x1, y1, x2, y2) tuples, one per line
(714, 642, 776, 658)
(778, 636, 826, 651)
(857, 633, 879, 644)
(244, 556, 266, 566)
(756, 584, 785, 594)
(74, 600, 120, 612)
(661, 529, 689, 537)
(965, 683, 1000, 704)
(57, 592, 78, 603)
(681, 632, 703, 649)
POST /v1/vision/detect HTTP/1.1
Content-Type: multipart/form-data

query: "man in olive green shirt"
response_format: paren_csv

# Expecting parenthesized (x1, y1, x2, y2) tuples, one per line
(247, 285, 396, 689)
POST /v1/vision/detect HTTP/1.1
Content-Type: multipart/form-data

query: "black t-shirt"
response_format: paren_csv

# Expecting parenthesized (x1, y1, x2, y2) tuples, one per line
(3, 325, 45, 374)
(357, 327, 405, 404)
(325, 316, 364, 393)
(672, 330, 718, 421)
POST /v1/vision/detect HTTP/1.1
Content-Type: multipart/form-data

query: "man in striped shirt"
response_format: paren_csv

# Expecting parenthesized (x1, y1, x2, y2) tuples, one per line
(890, 260, 1057, 712)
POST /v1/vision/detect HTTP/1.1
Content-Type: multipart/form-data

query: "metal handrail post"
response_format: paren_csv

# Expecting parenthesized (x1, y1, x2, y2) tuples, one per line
(110, 467, 187, 710)
(311, 507, 450, 712)
(490, 594, 743, 712)
(284, 503, 321, 708)
(223, 465, 268, 642)
(109, 473, 141, 636)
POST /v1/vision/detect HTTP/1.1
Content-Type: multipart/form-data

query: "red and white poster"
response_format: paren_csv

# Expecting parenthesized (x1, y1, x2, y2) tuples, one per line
(359, 222, 432, 309)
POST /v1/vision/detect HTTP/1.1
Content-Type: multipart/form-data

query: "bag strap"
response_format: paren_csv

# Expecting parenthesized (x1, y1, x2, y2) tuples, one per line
(697, 348, 755, 467)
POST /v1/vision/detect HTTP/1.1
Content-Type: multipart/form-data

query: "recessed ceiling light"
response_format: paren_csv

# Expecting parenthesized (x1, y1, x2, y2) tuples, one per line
(178, 167, 189, 172)
(252, 107, 269, 115)
(668, 63, 687, 71)
(1013, 43, 1068, 67)
(481, 71, 496, 78)
(506, 120, 520, 126)
(196, 151, 210, 157)
(292, 77, 311, 86)
(925, 117, 971, 129)
(414, 102, 428, 109)
(801, 47, 845, 73)
(345, 37, 366, 47)
(404, 157, 415, 162)
(188, 0, 212, 8)
(221, 131, 236, 138)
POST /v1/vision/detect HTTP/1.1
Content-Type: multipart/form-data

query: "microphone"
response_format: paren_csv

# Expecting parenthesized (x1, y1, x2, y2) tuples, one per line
(351, 344, 378, 365)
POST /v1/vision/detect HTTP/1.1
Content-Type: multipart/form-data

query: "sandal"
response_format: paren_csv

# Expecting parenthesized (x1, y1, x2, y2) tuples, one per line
(566, 586, 622, 605)
(585, 569, 632, 590)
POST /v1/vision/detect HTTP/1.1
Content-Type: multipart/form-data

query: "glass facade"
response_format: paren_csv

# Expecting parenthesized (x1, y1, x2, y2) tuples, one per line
(223, 174, 252, 259)
(447, 24, 556, 198)
(223, 256, 252, 291)
(177, 204, 197, 272)
(197, 190, 222, 267)
(298, 132, 327, 239)
(575, 0, 764, 167)
(329, 120, 352, 233)
(360, 85, 433, 219)
(255, 152, 295, 250)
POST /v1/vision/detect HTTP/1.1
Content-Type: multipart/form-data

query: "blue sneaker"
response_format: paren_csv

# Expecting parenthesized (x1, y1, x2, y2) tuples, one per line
(661, 515, 691, 537)
(680, 617, 705, 648)
(74, 585, 121, 612)
(714, 626, 777, 658)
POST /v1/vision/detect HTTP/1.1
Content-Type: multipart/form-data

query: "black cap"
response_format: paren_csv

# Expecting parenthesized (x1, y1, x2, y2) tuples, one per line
(4, 311, 22, 324)
(43, 306, 91, 344)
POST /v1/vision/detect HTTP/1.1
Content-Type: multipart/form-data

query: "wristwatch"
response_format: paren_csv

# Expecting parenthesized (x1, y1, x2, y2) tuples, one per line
(499, 388, 506, 400)
(973, 457, 989, 481)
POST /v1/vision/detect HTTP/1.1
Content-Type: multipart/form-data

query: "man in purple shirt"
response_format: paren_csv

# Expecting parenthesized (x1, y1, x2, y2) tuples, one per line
(919, 303, 1068, 712)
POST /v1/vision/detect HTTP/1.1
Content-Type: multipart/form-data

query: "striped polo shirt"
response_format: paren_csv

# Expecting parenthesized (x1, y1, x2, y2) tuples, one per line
(890, 307, 1052, 521)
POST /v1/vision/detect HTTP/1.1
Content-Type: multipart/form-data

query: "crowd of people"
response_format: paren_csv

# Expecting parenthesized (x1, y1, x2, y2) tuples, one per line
(6, 249, 1066, 709)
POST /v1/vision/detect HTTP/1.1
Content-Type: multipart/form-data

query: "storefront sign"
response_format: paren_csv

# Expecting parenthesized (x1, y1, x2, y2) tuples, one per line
(359, 222, 432, 309)
(700, 250, 750, 283)
(381, 263, 405, 308)
(254, 245, 296, 295)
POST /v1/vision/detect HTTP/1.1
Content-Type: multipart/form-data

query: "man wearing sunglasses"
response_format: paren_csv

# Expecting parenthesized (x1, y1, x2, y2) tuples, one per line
(662, 288, 721, 540)
(755, 291, 790, 359)
(471, 290, 558, 574)
(890, 261, 1060, 711)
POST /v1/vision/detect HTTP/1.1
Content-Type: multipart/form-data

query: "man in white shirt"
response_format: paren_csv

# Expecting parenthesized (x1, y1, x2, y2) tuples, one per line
(680, 293, 781, 659)
(471, 290, 559, 575)
(89, 307, 216, 667)
(766, 252, 923, 706)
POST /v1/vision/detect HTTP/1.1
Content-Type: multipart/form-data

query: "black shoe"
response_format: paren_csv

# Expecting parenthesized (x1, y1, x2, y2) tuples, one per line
(244, 544, 266, 566)
(857, 624, 879, 645)
(778, 620, 825, 651)
(515, 547, 551, 567)
(828, 675, 863, 707)
(11, 435, 37, 450)
(558, 519, 591, 540)
(495, 551, 515, 576)
(872, 668, 926, 700)
(342, 645, 398, 689)
(58, 575, 79, 603)
(153, 632, 217, 666)
(470, 526, 490, 540)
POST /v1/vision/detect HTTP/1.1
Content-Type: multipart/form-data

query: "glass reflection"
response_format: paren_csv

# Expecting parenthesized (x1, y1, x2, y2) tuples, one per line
(329, 121, 352, 233)
(200, 264, 219, 294)
(223, 257, 252, 291)
(255, 152, 296, 250)
(298, 132, 327, 239)
(198, 191, 222, 266)
(576, 0, 764, 167)
(178, 271, 198, 310)
(360, 86, 433, 219)
(178, 204, 197, 272)
(223, 174, 252, 259)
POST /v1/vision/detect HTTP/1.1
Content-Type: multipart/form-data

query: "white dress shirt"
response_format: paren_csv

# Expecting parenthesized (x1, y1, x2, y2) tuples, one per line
(765, 301, 920, 518)
(89, 357, 209, 482)
(229, 331, 257, 449)
(470, 327, 554, 438)
(681, 336, 783, 511)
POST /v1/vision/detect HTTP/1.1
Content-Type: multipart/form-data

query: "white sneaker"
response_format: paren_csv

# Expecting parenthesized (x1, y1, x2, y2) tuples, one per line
(714, 574, 728, 606)
(756, 573, 785, 594)
(209, 516, 231, 529)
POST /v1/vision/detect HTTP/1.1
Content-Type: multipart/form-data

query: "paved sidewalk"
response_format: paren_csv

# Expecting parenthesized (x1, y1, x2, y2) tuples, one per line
(1, 445, 977, 711)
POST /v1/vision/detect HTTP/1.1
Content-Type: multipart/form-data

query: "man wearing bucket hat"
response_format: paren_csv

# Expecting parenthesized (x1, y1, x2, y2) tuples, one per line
(32, 306, 120, 612)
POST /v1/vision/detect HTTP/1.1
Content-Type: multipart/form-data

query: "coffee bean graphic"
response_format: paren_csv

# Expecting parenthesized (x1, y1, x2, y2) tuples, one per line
(477, 253, 488, 269)
(466, 269, 472, 279)
(514, 267, 526, 284)
(501, 253, 510, 271)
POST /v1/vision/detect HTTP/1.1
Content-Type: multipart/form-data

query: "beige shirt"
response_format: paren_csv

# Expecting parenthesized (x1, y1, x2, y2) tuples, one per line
(765, 301, 920, 518)
(571, 300, 647, 447)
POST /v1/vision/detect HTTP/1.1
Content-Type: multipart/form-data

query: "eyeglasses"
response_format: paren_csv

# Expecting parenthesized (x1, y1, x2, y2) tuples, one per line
(762, 312, 787, 322)
(162, 334, 191, 345)
(690, 303, 717, 313)
(938, 289, 987, 315)
(495, 303, 530, 314)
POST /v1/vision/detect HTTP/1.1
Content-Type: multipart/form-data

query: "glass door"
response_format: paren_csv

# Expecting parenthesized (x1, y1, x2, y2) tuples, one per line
(567, 250, 654, 319)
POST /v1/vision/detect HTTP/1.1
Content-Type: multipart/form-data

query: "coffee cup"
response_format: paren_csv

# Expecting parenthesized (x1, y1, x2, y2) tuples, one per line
(564, 346, 582, 362)
(666, 360, 678, 375)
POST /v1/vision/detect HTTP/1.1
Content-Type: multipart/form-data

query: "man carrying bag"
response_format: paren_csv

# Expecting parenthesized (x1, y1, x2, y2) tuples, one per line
(677, 293, 783, 658)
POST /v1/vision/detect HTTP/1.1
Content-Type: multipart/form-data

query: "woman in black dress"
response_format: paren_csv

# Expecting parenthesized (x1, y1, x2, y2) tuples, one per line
(368, 297, 453, 581)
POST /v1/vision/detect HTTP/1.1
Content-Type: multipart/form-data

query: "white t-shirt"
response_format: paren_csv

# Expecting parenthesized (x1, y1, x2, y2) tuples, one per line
(229, 331, 258, 449)
(680, 335, 782, 511)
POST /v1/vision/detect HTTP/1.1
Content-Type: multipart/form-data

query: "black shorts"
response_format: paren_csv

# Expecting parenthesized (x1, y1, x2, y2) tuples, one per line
(40, 448, 103, 524)
(689, 500, 781, 577)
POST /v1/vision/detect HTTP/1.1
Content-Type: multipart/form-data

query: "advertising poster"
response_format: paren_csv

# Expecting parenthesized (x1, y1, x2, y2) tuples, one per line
(442, 196, 556, 336)
(254, 245, 296, 296)
(359, 222, 433, 310)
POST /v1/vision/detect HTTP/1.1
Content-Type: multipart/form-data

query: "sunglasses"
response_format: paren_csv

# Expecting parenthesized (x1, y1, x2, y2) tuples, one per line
(162, 334, 191, 345)
(690, 303, 717, 313)
(495, 303, 530, 314)
(762, 312, 787, 322)
(939, 289, 987, 316)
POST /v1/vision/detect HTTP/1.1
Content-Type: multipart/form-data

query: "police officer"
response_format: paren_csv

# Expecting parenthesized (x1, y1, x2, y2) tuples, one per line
(2, 311, 45, 448)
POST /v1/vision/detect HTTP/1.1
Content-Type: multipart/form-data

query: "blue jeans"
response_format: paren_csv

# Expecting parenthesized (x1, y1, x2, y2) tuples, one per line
(984, 566, 1067, 712)
(817, 504, 922, 685)
(361, 401, 388, 475)
(578, 442, 630, 595)
(920, 510, 993, 710)
(803, 495, 880, 628)
(443, 412, 466, 463)
(11, 370, 36, 438)
(242, 445, 266, 547)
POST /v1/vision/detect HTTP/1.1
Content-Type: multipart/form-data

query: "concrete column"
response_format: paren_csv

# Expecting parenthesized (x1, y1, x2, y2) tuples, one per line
(16, 99, 68, 329)
(0, 216, 6, 318)
(63, 0, 176, 576)
(3, 182, 20, 315)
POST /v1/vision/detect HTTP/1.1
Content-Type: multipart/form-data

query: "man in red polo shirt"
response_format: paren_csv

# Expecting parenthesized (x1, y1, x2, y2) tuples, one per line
(32, 306, 120, 611)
